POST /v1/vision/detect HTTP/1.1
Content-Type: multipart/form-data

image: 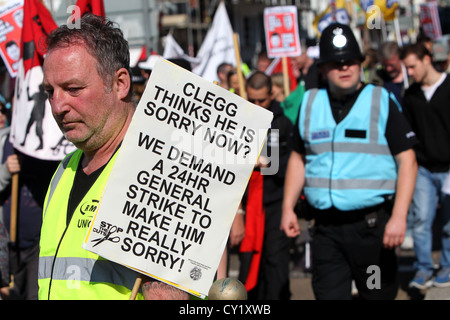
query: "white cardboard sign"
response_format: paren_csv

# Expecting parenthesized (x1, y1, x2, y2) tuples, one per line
(83, 58, 273, 298)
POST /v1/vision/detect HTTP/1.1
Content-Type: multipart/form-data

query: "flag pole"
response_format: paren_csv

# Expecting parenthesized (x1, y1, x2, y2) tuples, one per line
(281, 56, 290, 96)
(8, 173, 18, 288)
(233, 33, 246, 99)
(9, 173, 18, 244)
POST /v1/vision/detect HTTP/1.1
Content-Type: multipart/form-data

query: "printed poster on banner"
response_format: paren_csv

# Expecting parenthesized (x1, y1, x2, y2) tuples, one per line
(83, 58, 273, 298)
(264, 5, 301, 58)
(11, 61, 77, 160)
(419, 2, 442, 40)
(0, 0, 23, 78)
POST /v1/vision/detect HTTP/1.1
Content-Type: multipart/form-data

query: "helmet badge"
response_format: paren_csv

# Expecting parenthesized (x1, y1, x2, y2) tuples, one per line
(332, 27, 347, 49)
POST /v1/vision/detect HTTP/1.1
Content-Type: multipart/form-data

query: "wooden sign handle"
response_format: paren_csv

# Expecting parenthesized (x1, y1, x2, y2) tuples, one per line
(9, 173, 18, 243)
(129, 274, 143, 300)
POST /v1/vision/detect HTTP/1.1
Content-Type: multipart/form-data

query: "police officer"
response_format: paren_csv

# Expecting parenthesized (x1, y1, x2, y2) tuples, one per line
(280, 23, 418, 299)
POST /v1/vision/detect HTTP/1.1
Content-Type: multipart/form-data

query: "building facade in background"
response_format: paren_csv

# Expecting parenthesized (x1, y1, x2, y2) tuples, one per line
(41, 0, 450, 69)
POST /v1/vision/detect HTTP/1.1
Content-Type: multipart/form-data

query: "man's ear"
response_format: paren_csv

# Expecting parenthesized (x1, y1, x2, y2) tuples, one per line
(424, 54, 433, 66)
(114, 67, 131, 100)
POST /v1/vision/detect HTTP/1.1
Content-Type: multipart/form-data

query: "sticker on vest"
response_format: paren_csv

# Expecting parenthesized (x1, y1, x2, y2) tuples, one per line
(311, 130, 330, 140)
(78, 199, 99, 229)
(345, 129, 367, 138)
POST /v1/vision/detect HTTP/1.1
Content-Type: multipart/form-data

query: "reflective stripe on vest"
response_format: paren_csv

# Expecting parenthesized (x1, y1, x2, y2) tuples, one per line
(38, 150, 143, 300)
(299, 85, 397, 211)
(39, 256, 138, 287)
(42, 152, 73, 218)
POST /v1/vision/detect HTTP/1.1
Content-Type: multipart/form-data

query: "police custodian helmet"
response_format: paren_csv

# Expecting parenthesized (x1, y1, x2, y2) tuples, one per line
(318, 23, 365, 65)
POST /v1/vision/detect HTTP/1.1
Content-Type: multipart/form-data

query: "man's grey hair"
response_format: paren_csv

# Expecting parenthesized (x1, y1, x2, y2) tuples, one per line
(379, 41, 401, 61)
(45, 13, 132, 97)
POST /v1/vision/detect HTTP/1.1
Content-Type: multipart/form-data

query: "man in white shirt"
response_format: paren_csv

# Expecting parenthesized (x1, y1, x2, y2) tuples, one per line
(401, 42, 450, 289)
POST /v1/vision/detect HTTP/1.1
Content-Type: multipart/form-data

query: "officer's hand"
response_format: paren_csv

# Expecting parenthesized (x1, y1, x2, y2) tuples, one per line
(383, 215, 406, 249)
(280, 208, 301, 238)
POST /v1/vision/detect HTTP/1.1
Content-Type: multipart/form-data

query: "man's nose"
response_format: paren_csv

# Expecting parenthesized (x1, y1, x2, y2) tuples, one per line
(50, 90, 70, 115)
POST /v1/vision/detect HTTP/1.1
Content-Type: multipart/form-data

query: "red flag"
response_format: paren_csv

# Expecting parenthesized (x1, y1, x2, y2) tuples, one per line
(268, 57, 298, 92)
(138, 45, 147, 63)
(74, 0, 105, 17)
(239, 171, 265, 292)
(21, 0, 57, 74)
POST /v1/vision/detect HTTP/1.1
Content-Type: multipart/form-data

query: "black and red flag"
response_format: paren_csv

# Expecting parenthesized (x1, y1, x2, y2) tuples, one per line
(8, 0, 65, 255)
(73, 0, 105, 18)
(21, 0, 57, 75)
(11, 0, 76, 161)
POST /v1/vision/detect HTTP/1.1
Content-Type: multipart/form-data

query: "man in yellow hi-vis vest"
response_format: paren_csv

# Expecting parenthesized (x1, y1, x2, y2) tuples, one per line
(38, 14, 189, 300)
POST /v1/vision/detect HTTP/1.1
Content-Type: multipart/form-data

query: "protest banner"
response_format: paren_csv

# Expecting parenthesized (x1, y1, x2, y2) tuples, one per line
(11, 0, 104, 161)
(162, 33, 199, 66)
(11, 0, 77, 161)
(192, 1, 235, 83)
(263, 5, 301, 96)
(74, 0, 105, 17)
(419, 1, 442, 41)
(83, 58, 273, 298)
(358, 0, 399, 22)
(313, 0, 350, 36)
(0, 0, 23, 78)
(263, 5, 301, 58)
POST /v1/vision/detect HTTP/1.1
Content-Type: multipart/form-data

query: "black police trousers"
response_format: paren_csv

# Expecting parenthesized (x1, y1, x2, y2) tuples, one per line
(310, 203, 399, 300)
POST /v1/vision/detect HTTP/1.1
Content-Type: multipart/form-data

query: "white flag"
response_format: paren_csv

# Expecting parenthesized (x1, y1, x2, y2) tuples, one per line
(163, 33, 187, 59)
(162, 33, 199, 65)
(191, 1, 236, 83)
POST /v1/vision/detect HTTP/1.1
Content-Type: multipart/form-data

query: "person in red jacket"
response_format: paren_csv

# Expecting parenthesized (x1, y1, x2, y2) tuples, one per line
(239, 71, 293, 300)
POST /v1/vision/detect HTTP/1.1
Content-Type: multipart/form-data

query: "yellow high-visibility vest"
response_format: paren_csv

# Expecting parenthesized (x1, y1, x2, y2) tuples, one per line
(38, 150, 143, 300)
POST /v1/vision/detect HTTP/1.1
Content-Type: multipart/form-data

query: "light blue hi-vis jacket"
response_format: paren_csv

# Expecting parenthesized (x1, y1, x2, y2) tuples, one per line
(298, 84, 398, 211)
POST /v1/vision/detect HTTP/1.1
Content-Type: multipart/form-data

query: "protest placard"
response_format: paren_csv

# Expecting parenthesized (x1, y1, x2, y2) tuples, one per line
(83, 58, 273, 298)
(419, 2, 442, 40)
(263, 5, 301, 58)
(0, 0, 23, 78)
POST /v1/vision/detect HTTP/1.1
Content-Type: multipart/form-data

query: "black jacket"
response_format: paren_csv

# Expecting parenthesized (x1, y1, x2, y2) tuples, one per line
(402, 74, 450, 172)
(261, 100, 293, 205)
